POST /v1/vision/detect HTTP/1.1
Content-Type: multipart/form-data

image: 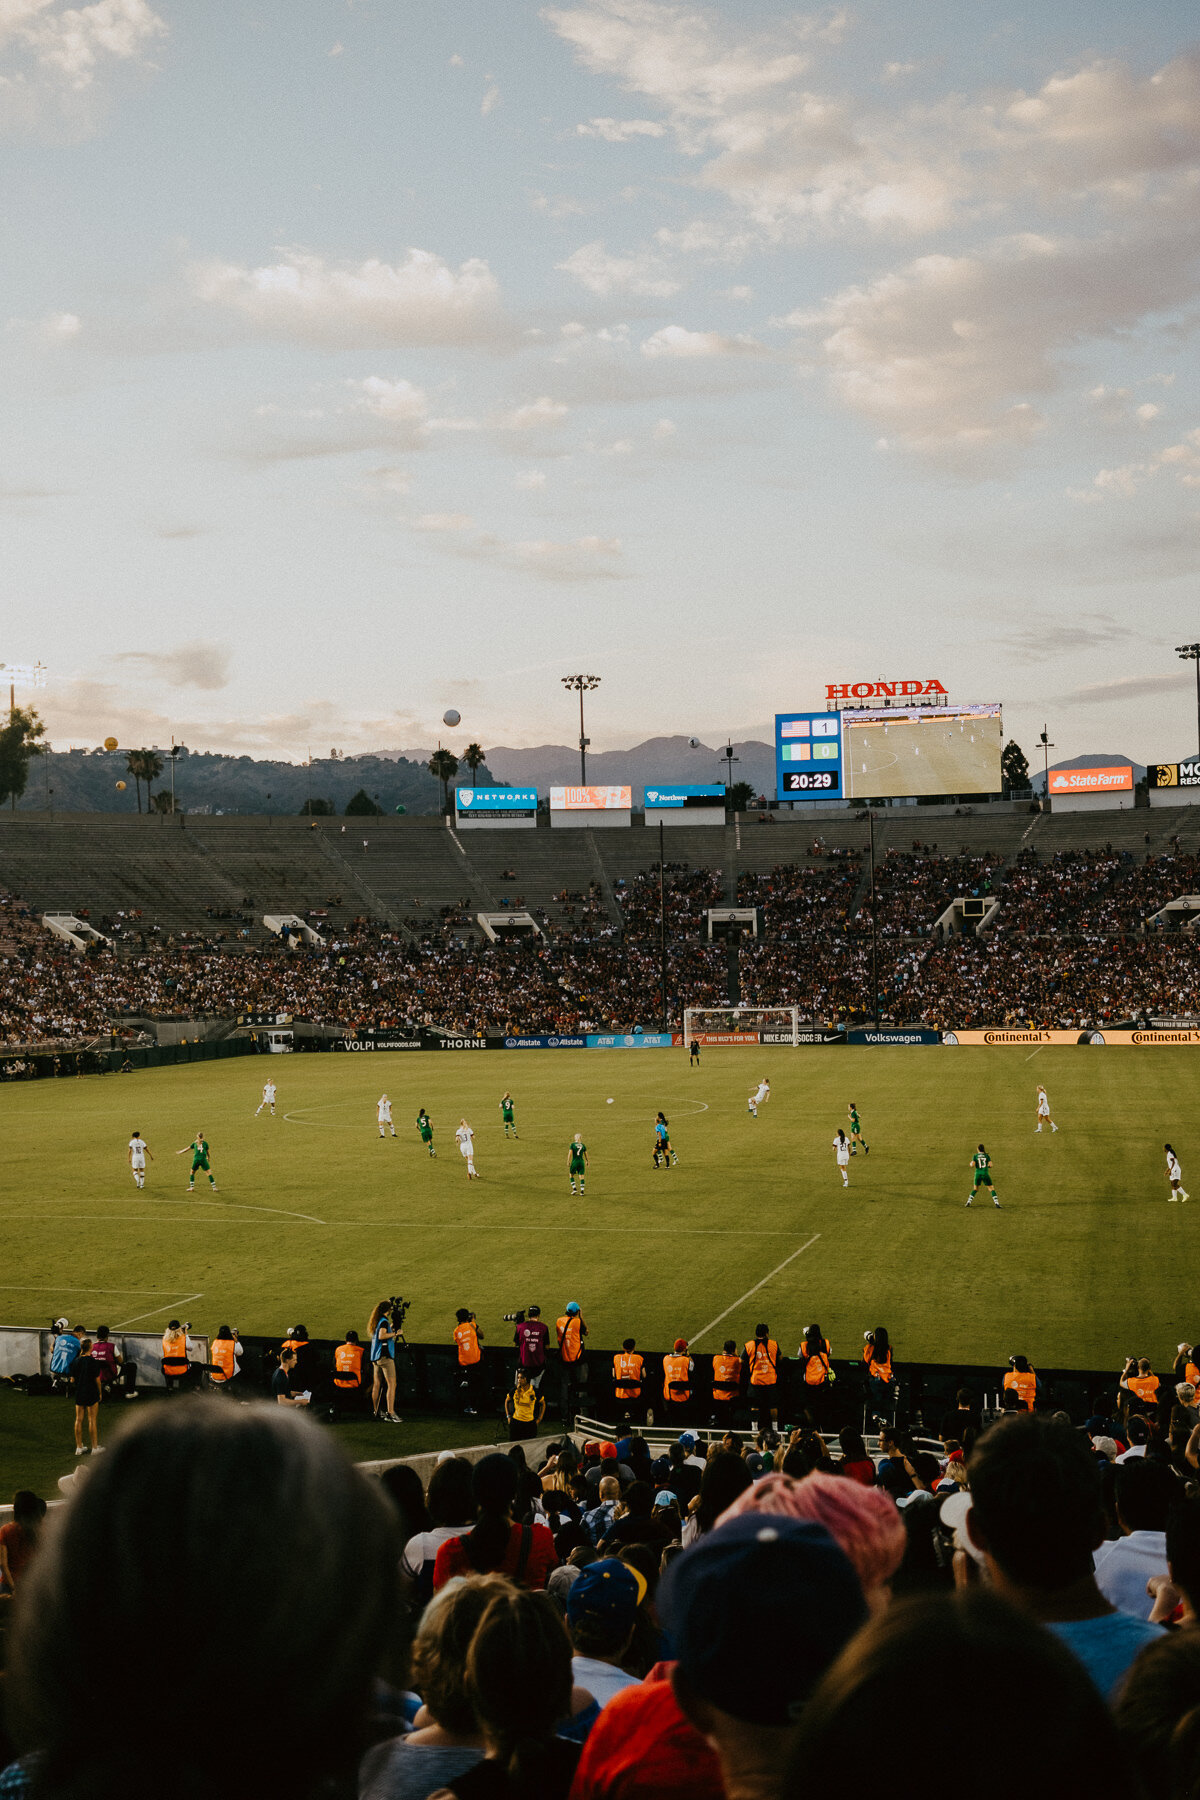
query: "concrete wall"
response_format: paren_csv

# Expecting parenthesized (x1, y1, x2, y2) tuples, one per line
(0, 1325, 209, 1388)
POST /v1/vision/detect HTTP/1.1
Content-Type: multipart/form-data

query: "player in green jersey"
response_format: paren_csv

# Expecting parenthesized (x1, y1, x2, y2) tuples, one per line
(416, 1108, 436, 1157)
(176, 1132, 217, 1193)
(966, 1144, 1000, 1208)
(500, 1092, 518, 1138)
(568, 1133, 588, 1195)
(848, 1103, 869, 1156)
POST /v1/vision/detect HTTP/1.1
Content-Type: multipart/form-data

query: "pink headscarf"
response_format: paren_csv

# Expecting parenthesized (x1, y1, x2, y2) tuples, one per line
(717, 1471, 905, 1599)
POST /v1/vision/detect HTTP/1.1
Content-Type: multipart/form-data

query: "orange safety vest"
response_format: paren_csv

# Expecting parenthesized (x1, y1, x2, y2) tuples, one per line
(282, 1337, 306, 1357)
(613, 1352, 644, 1399)
(1127, 1373, 1160, 1405)
(1004, 1369, 1038, 1411)
(334, 1343, 365, 1388)
(712, 1353, 741, 1400)
(803, 1340, 833, 1387)
(454, 1321, 481, 1366)
(161, 1329, 189, 1376)
(557, 1315, 583, 1363)
(663, 1353, 691, 1402)
(746, 1339, 778, 1387)
(1186, 1360, 1200, 1388)
(863, 1344, 893, 1382)
(210, 1338, 238, 1382)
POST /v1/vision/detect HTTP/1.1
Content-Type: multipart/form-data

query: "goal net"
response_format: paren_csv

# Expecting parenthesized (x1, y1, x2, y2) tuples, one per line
(683, 1006, 801, 1046)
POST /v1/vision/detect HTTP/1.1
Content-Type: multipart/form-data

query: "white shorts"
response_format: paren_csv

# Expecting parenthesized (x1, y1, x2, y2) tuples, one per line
(459, 1142, 471, 1158)
(837, 1153, 849, 1167)
(131, 1157, 145, 1171)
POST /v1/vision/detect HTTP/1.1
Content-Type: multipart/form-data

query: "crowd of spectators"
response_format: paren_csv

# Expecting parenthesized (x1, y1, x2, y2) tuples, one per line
(6, 1388, 1200, 1798)
(2, 836, 1200, 1047)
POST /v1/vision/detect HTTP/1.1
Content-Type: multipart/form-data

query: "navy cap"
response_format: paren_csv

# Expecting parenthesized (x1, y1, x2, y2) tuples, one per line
(659, 1515, 866, 1726)
(678, 1433, 697, 1450)
(567, 1556, 647, 1628)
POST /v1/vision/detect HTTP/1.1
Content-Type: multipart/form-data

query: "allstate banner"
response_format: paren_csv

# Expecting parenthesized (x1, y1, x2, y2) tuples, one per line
(586, 1032, 674, 1048)
(503, 1035, 587, 1049)
(455, 787, 537, 818)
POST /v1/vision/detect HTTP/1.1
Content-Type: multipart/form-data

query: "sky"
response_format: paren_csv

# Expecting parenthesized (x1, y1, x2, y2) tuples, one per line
(3, 0, 1200, 767)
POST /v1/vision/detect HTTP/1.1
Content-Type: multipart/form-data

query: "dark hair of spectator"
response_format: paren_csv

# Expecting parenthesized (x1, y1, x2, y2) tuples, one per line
(839, 1428, 870, 1464)
(1115, 1459, 1178, 1533)
(1116, 1627, 1200, 1798)
(802, 1322, 826, 1356)
(380, 1462, 432, 1541)
(464, 1587, 574, 1788)
(1167, 1497, 1200, 1615)
(621, 1480, 654, 1520)
(11, 1491, 46, 1532)
(427, 1455, 475, 1528)
(694, 1451, 753, 1534)
(968, 1416, 1104, 1590)
(461, 1453, 520, 1571)
(412, 1574, 509, 1735)
(870, 1326, 889, 1359)
(7, 1402, 404, 1800)
(215, 1325, 233, 1341)
(95, 1326, 110, 1342)
(787, 1590, 1138, 1799)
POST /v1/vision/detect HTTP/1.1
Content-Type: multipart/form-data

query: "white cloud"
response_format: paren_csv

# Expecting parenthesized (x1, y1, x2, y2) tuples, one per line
(481, 82, 500, 114)
(110, 639, 231, 691)
(436, 525, 626, 581)
(498, 396, 570, 430)
(352, 376, 430, 425)
(577, 116, 666, 140)
(641, 323, 761, 357)
(414, 512, 474, 531)
(0, 0, 164, 131)
(190, 247, 509, 348)
(557, 238, 679, 296)
(515, 469, 547, 488)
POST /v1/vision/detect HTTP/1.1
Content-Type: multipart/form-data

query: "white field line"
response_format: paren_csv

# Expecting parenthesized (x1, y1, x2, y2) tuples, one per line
(114, 1292, 204, 1328)
(0, 1284, 186, 1294)
(1025, 1047, 1044, 1061)
(689, 1233, 822, 1347)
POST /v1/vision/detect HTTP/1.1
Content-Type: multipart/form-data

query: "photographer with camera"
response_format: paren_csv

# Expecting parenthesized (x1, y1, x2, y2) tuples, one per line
(509, 1305, 550, 1389)
(161, 1319, 199, 1394)
(332, 1329, 366, 1416)
(556, 1302, 588, 1429)
(368, 1299, 402, 1424)
(455, 1308, 485, 1417)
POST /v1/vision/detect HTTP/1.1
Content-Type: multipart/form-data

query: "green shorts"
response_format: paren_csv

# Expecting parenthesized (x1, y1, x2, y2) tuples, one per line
(191, 1157, 210, 1173)
(973, 1172, 993, 1188)
(419, 1129, 433, 1143)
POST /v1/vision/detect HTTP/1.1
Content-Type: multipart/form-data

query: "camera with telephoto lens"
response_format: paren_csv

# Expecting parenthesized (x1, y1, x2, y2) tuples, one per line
(385, 1296, 410, 1341)
(503, 1311, 526, 1324)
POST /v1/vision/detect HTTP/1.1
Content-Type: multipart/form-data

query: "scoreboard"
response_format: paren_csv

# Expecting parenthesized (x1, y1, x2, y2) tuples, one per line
(775, 712, 843, 797)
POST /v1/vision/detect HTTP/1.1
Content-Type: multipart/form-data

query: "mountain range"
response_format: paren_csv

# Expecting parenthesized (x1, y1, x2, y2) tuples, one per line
(396, 735, 776, 797)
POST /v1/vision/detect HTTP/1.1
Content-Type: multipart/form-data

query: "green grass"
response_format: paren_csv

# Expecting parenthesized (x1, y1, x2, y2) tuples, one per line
(1, 1046, 1195, 1419)
(0, 1387, 511, 1503)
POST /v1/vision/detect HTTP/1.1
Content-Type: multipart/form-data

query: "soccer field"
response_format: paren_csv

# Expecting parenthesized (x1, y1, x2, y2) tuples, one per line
(1, 1047, 1194, 1372)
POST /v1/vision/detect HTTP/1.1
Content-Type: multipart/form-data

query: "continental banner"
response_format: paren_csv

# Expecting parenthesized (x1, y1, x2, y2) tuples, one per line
(941, 1029, 1085, 1047)
(1087, 1029, 1200, 1046)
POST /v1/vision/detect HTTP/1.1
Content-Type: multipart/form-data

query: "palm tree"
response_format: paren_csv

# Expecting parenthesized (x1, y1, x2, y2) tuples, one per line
(428, 748, 459, 815)
(463, 742, 486, 788)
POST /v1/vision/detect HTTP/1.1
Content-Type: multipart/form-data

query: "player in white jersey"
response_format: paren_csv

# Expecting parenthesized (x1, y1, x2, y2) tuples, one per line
(1035, 1085, 1058, 1133)
(1166, 1144, 1190, 1203)
(832, 1127, 851, 1187)
(256, 1079, 277, 1117)
(127, 1130, 154, 1189)
(377, 1094, 395, 1139)
(456, 1118, 478, 1179)
(748, 1078, 770, 1118)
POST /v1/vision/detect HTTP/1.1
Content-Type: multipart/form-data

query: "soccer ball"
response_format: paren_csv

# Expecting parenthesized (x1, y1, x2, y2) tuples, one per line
(443, 708, 461, 728)
(607, 1097, 614, 1104)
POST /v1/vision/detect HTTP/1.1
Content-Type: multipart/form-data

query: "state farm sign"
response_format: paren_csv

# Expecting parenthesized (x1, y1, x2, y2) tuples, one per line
(825, 678, 947, 703)
(1048, 766, 1134, 794)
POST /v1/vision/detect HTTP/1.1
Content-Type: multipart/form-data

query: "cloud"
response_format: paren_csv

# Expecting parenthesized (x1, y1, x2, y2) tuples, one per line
(1058, 673, 1192, 708)
(497, 396, 570, 430)
(640, 323, 762, 357)
(577, 116, 666, 140)
(557, 239, 679, 296)
(788, 225, 1200, 462)
(0, 0, 165, 133)
(514, 469, 547, 488)
(189, 247, 510, 348)
(110, 640, 232, 691)
(437, 527, 626, 581)
(481, 81, 500, 114)
(414, 512, 475, 531)
(997, 613, 1137, 661)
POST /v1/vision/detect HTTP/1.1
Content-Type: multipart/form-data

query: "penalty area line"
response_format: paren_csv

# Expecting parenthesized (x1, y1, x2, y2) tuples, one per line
(689, 1234, 821, 1348)
(114, 1292, 205, 1329)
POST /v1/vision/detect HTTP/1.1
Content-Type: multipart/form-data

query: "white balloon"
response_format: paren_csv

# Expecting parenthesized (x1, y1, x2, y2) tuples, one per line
(442, 708, 461, 728)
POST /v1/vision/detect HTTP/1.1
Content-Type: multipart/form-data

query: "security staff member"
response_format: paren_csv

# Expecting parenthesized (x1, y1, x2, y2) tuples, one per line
(333, 1330, 366, 1413)
(454, 1308, 484, 1417)
(1003, 1355, 1040, 1412)
(711, 1338, 742, 1427)
(556, 1301, 588, 1428)
(209, 1326, 242, 1390)
(744, 1322, 780, 1430)
(613, 1337, 646, 1424)
(662, 1338, 694, 1424)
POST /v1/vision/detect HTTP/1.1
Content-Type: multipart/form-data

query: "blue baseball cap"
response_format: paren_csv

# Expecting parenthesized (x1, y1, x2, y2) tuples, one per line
(654, 1490, 679, 1509)
(566, 1301, 581, 1315)
(567, 1556, 647, 1628)
(660, 1515, 866, 1726)
(678, 1432, 697, 1450)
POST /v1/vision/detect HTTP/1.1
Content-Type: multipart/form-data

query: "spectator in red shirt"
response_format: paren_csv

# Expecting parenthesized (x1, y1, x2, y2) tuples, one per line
(0, 1491, 47, 1593)
(433, 1454, 557, 1593)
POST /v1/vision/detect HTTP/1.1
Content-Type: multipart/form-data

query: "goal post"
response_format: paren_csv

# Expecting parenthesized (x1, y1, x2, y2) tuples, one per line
(683, 1006, 801, 1046)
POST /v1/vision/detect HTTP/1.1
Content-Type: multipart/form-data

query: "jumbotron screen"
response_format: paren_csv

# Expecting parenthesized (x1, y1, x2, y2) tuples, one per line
(841, 704, 1003, 799)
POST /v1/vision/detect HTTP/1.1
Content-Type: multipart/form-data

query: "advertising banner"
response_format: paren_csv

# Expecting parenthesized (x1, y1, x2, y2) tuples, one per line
(686, 1031, 767, 1046)
(428, 1034, 492, 1051)
(550, 786, 632, 810)
(643, 784, 725, 808)
(502, 1034, 587, 1049)
(1149, 760, 1200, 789)
(1085, 1029, 1200, 1046)
(332, 1034, 422, 1051)
(941, 1028, 1083, 1046)
(586, 1032, 674, 1048)
(845, 1028, 942, 1045)
(1047, 766, 1134, 795)
(455, 787, 537, 817)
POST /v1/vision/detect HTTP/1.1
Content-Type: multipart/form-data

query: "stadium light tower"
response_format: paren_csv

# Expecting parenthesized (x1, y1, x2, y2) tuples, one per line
(1038, 725, 1055, 803)
(1176, 644, 1200, 760)
(561, 674, 600, 784)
